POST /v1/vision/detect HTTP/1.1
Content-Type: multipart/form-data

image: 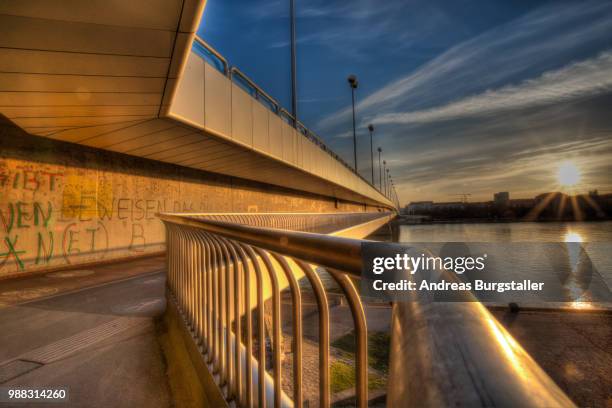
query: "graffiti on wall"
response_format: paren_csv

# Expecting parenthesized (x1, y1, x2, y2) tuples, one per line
(0, 160, 216, 276)
(0, 145, 361, 276)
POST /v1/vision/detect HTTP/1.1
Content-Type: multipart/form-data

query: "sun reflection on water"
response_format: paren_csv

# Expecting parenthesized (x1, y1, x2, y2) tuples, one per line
(564, 231, 583, 242)
(562, 230, 593, 308)
(569, 301, 593, 310)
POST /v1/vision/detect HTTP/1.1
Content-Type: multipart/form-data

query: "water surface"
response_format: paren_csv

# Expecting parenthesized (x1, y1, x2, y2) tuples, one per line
(398, 221, 612, 307)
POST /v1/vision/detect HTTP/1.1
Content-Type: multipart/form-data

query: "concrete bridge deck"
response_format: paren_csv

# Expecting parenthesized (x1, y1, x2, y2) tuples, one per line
(0, 1, 393, 210)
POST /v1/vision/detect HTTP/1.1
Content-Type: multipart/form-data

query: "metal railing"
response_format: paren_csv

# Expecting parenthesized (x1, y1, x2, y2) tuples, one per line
(160, 212, 574, 408)
(192, 36, 392, 203)
(161, 212, 379, 408)
(181, 212, 386, 235)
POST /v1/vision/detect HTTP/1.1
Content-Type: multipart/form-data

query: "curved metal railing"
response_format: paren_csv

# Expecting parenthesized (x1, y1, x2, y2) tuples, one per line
(182, 211, 386, 235)
(161, 212, 379, 408)
(160, 212, 574, 408)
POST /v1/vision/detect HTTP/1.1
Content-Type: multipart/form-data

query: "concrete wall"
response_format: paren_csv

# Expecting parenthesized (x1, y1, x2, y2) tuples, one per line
(0, 119, 374, 278)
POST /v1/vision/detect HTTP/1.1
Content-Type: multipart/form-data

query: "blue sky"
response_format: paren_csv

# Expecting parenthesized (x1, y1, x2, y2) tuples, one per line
(198, 0, 612, 204)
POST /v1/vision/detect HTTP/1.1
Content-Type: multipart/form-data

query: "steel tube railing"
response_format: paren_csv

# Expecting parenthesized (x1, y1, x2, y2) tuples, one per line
(160, 212, 574, 408)
(231, 66, 280, 115)
(159, 213, 368, 276)
(193, 36, 228, 75)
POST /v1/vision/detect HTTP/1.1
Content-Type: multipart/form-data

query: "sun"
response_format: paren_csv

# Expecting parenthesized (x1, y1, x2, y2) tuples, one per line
(557, 162, 581, 186)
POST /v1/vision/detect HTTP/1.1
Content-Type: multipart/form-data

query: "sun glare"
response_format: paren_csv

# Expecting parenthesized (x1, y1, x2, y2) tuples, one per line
(557, 162, 581, 186)
(564, 231, 583, 242)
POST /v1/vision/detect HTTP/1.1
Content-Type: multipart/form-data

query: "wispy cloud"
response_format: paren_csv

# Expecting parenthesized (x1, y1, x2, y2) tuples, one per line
(307, 0, 612, 204)
(373, 51, 612, 125)
(249, 0, 454, 58)
(246, 0, 403, 21)
(317, 1, 612, 131)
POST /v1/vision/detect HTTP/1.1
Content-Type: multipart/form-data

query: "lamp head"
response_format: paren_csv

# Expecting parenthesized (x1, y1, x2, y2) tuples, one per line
(368, 124, 374, 132)
(347, 74, 358, 88)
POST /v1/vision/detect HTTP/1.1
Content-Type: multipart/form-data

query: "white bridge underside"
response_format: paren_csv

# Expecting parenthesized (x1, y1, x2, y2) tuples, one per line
(0, 0, 393, 209)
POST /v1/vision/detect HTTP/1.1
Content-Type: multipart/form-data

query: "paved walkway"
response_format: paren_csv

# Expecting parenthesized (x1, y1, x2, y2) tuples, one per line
(0, 257, 170, 408)
(490, 307, 612, 408)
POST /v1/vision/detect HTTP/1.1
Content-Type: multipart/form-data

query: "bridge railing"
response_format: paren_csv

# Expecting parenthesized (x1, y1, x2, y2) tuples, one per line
(159, 212, 574, 408)
(161, 212, 379, 408)
(191, 36, 391, 203)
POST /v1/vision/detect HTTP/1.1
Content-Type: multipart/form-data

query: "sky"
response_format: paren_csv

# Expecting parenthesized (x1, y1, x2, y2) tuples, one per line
(198, 0, 612, 204)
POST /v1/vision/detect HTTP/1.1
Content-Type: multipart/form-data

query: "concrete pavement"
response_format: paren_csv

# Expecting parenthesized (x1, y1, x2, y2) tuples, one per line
(0, 258, 170, 408)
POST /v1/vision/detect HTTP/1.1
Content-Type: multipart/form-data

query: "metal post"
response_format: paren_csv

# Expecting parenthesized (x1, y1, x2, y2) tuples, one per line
(368, 124, 374, 185)
(383, 160, 387, 197)
(348, 75, 358, 171)
(378, 147, 382, 191)
(290, 0, 297, 123)
(386, 170, 390, 197)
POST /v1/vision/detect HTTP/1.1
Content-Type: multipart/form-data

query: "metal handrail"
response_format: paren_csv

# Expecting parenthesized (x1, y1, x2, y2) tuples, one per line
(161, 212, 575, 408)
(278, 108, 295, 125)
(159, 213, 369, 275)
(193, 36, 229, 75)
(192, 35, 394, 205)
(231, 67, 280, 114)
(161, 212, 380, 407)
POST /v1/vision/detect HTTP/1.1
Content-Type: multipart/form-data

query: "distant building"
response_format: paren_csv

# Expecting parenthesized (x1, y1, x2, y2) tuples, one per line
(509, 198, 535, 208)
(432, 201, 465, 210)
(494, 192, 510, 206)
(405, 201, 433, 214)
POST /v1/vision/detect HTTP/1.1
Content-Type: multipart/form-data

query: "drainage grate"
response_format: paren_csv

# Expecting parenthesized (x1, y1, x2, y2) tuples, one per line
(19, 317, 149, 364)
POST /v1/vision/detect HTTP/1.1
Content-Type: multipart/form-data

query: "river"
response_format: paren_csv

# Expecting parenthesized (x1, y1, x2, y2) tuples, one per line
(397, 221, 612, 308)
(399, 221, 612, 243)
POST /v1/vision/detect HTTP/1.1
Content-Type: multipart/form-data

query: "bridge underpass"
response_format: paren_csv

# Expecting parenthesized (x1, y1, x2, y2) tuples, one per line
(0, 3, 402, 405)
(0, 0, 394, 278)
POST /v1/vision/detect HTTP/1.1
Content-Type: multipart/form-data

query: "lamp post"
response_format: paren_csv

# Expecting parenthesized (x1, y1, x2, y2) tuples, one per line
(348, 74, 358, 171)
(377, 147, 382, 191)
(386, 169, 390, 197)
(368, 124, 374, 184)
(290, 0, 297, 122)
(383, 160, 387, 196)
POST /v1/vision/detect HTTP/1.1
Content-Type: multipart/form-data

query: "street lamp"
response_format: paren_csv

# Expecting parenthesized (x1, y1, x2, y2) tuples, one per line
(348, 74, 358, 171)
(290, 0, 297, 122)
(368, 124, 374, 185)
(383, 160, 387, 196)
(377, 147, 382, 191)
(386, 168, 390, 197)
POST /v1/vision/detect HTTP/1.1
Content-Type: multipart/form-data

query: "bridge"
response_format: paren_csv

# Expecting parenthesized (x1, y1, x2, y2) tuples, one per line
(0, 2, 589, 407)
